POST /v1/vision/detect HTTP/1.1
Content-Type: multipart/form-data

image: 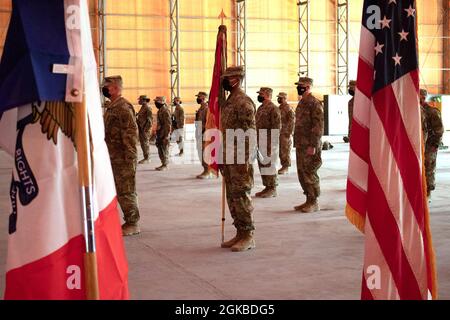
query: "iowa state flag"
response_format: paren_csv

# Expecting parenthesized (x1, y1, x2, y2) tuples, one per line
(0, 0, 129, 299)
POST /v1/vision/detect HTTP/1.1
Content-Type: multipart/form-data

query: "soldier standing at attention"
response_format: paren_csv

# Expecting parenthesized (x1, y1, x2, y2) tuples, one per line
(154, 96, 171, 171)
(102, 76, 140, 236)
(277, 92, 295, 175)
(172, 96, 185, 156)
(420, 89, 444, 200)
(136, 95, 153, 164)
(220, 66, 257, 252)
(195, 91, 214, 179)
(255, 87, 281, 198)
(293, 77, 324, 213)
(343, 80, 356, 143)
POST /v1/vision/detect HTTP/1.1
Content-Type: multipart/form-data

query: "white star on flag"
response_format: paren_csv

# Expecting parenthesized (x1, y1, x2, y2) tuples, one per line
(374, 42, 384, 55)
(405, 5, 416, 17)
(398, 30, 409, 41)
(392, 53, 402, 66)
(380, 16, 392, 29)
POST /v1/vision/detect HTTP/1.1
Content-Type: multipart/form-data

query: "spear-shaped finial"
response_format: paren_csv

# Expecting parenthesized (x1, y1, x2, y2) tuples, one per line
(218, 9, 227, 25)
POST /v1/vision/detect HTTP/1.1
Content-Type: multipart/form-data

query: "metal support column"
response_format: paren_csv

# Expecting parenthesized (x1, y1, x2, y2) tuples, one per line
(336, 0, 349, 95)
(444, 0, 450, 93)
(98, 0, 107, 83)
(236, 0, 247, 92)
(170, 0, 180, 103)
(298, 0, 310, 77)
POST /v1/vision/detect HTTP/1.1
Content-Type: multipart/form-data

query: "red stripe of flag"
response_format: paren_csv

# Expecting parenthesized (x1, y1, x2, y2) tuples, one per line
(367, 166, 423, 299)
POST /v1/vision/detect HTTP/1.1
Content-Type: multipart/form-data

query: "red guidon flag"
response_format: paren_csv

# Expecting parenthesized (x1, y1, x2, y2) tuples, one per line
(0, 0, 129, 299)
(346, 0, 437, 300)
(205, 25, 227, 174)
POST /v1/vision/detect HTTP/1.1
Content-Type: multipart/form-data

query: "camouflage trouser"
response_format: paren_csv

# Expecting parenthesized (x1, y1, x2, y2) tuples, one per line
(425, 147, 438, 195)
(258, 154, 278, 188)
(157, 138, 169, 166)
(296, 146, 322, 199)
(111, 161, 140, 225)
(172, 128, 184, 151)
(196, 136, 208, 170)
(279, 134, 292, 167)
(222, 164, 255, 231)
(139, 130, 151, 159)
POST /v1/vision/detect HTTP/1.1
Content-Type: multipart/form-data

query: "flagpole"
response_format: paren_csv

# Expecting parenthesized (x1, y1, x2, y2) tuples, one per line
(74, 94, 100, 300)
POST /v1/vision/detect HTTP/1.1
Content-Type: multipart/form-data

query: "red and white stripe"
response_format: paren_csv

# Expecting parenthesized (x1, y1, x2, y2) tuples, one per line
(346, 25, 436, 300)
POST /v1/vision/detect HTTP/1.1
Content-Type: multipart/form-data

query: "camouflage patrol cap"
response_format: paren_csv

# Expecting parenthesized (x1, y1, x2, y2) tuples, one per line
(195, 92, 208, 98)
(221, 65, 245, 79)
(420, 89, 428, 96)
(138, 95, 150, 102)
(277, 92, 288, 98)
(154, 96, 166, 104)
(295, 77, 313, 86)
(257, 87, 273, 96)
(103, 75, 123, 87)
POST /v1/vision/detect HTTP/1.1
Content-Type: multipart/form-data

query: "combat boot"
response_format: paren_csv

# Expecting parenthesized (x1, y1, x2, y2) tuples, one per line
(231, 231, 255, 252)
(278, 166, 289, 175)
(255, 188, 268, 197)
(122, 223, 140, 236)
(300, 198, 320, 213)
(138, 158, 150, 164)
(197, 170, 214, 179)
(259, 187, 277, 198)
(156, 165, 168, 171)
(343, 136, 350, 143)
(221, 230, 242, 248)
(294, 198, 308, 211)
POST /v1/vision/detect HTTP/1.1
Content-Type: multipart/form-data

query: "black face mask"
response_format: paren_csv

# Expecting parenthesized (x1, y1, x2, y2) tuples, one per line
(297, 86, 307, 96)
(349, 89, 355, 97)
(196, 98, 203, 105)
(277, 98, 283, 104)
(155, 103, 164, 109)
(257, 96, 265, 103)
(222, 79, 233, 92)
(102, 87, 111, 99)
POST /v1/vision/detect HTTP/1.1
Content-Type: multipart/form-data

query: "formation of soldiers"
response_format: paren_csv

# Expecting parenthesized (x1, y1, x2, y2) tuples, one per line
(101, 68, 445, 248)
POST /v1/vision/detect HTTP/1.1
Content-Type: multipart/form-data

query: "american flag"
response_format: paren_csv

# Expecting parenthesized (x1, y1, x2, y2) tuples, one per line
(346, 0, 438, 300)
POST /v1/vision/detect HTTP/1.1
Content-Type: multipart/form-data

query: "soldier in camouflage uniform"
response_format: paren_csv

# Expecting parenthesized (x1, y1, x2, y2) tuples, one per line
(136, 95, 153, 164)
(220, 66, 257, 252)
(154, 96, 171, 171)
(277, 92, 295, 175)
(102, 76, 140, 236)
(255, 87, 281, 198)
(420, 89, 444, 199)
(344, 80, 356, 143)
(195, 92, 214, 179)
(293, 77, 324, 213)
(171, 97, 185, 156)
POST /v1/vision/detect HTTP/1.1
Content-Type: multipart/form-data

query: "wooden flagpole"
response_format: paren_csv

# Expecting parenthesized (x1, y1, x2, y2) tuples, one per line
(74, 94, 100, 300)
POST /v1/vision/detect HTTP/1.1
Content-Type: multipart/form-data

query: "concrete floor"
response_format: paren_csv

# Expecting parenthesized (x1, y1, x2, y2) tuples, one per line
(0, 134, 449, 300)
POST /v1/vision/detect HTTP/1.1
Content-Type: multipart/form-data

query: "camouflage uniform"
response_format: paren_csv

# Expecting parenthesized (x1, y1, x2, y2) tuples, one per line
(155, 97, 172, 167)
(294, 81, 324, 202)
(221, 85, 256, 232)
(136, 96, 153, 160)
(172, 99, 185, 153)
(255, 88, 281, 189)
(195, 94, 209, 171)
(278, 93, 295, 169)
(421, 97, 444, 196)
(104, 96, 140, 225)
